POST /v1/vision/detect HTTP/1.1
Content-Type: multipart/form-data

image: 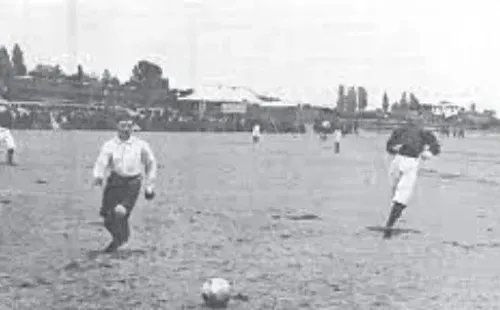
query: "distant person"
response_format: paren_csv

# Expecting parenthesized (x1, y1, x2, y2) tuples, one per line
(353, 119, 359, 135)
(440, 125, 450, 137)
(384, 113, 440, 239)
(333, 127, 342, 153)
(457, 124, 465, 138)
(252, 124, 261, 143)
(92, 115, 157, 253)
(0, 125, 16, 165)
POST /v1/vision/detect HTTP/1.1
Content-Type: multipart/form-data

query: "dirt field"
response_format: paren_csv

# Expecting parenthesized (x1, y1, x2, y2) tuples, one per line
(0, 130, 499, 309)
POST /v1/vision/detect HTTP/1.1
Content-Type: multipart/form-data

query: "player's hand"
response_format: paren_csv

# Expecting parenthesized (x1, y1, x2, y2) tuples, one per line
(93, 177, 103, 187)
(420, 150, 433, 160)
(145, 186, 155, 200)
(391, 144, 402, 152)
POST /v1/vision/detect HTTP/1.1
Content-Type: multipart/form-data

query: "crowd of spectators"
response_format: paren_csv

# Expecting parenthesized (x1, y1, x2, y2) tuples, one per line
(0, 102, 306, 133)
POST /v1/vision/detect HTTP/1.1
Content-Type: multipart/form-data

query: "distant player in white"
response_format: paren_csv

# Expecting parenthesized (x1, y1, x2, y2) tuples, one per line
(333, 127, 342, 153)
(252, 124, 261, 143)
(0, 126, 16, 165)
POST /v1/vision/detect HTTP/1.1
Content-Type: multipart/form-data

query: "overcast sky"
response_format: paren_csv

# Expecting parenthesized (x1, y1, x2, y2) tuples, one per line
(0, 0, 498, 109)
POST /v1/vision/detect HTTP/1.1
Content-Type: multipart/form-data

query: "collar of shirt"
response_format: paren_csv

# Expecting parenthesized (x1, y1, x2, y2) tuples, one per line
(113, 136, 137, 145)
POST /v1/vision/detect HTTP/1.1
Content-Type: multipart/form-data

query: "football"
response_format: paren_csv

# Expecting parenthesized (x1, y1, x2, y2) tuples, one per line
(201, 278, 231, 308)
(144, 186, 155, 200)
(114, 204, 127, 218)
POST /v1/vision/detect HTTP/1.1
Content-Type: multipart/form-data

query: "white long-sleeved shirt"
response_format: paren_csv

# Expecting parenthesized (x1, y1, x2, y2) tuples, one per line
(333, 129, 342, 143)
(93, 136, 157, 186)
(252, 125, 261, 137)
(0, 127, 15, 149)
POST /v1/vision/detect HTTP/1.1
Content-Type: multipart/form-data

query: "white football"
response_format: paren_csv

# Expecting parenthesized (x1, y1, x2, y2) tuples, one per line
(114, 204, 127, 218)
(201, 278, 231, 308)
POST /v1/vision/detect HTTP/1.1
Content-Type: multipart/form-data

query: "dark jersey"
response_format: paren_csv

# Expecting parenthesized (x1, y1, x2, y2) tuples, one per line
(386, 124, 440, 158)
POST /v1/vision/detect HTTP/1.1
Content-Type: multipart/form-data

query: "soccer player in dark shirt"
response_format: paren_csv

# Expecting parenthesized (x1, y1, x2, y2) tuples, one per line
(384, 113, 441, 239)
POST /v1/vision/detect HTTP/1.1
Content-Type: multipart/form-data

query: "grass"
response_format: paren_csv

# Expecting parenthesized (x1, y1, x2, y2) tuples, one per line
(0, 130, 499, 309)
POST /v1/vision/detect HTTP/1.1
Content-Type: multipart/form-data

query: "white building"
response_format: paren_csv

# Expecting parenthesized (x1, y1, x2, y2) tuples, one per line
(430, 101, 463, 118)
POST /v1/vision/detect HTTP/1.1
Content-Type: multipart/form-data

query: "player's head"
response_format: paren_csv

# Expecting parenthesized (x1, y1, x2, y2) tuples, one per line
(116, 114, 134, 140)
(406, 111, 424, 126)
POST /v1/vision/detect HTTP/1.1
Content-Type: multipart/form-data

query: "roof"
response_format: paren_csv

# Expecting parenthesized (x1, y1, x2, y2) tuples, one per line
(178, 85, 263, 104)
(258, 100, 300, 107)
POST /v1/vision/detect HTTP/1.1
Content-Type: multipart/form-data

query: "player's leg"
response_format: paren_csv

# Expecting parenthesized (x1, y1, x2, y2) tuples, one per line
(101, 175, 124, 252)
(384, 159, 418, 238)
(388, 156, 402, 201)
(6, 149, 14, 165)
(384, 156, 403, 238)
(114, 177, 142, 246)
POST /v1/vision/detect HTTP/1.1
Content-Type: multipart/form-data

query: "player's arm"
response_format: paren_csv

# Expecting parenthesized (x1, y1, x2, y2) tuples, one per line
(386, 128, 403, 155)
(92, 143, 111, 186)
(421, 130, 441, 156)
(141, 142, 157, 199)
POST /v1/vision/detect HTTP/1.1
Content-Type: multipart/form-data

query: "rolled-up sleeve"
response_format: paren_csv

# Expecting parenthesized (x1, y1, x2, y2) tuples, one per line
(93, 142, 111, 179)
(141, 142, 157, 187)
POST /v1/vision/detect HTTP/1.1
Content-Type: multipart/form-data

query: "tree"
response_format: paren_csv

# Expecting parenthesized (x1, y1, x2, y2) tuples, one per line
(11, 44, 27, 76)
(109, 76, 120, 86)
(483, 109, 496, 117)
(470, 102, 476, 112)
(130, 60, 165, 106)
(391, 101, 399, 112)
(0, 46, 13, 97)
(101, 69, 111, 84)
(130, 60, 163, 85)
(77, 64, 84, 82)
(399, 91, 409, 110)
(29, 64, 63, 79)
(53, 65, 63, 78)
(357, 86, 368, 111)
(346, 86, 357, 112)
(336, 84, 345, 112)
(382, 91, 389, 113)
(409, 93, 421, 110)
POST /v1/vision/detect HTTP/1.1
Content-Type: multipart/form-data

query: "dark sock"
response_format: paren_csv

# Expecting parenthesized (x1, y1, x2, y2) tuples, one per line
(7, 149, 14, 165)
(103, 240, 119, 253)
(384, 202, 406, 238)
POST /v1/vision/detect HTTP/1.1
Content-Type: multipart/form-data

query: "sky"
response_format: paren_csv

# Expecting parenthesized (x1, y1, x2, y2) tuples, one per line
(0, 0, 498, 110)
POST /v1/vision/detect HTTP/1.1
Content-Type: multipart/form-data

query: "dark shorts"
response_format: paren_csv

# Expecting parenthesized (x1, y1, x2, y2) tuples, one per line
(101, 172, 142, 218)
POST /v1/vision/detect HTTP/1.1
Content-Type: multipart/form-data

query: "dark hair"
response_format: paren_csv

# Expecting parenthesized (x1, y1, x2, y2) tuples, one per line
(115, 113, 133, 123)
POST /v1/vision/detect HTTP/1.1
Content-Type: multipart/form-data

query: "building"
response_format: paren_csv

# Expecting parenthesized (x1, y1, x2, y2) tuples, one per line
(430, 101, 463, 118)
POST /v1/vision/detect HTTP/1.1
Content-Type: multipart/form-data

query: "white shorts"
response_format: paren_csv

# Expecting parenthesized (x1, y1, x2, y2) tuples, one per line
(388, 154, 419, 205)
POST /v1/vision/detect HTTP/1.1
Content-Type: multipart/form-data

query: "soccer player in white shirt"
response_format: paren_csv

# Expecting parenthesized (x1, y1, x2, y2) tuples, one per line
(93, 115, 157, 252)
(252, 123, 261, 143)
(0, 126, 16, 165)
(333, 127, 342, 154)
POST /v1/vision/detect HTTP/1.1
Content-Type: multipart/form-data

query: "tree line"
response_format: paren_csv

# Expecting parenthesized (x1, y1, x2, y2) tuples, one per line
(0, 43, 172, 97)
(0, 43, 488, 114)
(334, 84, 424, 114)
